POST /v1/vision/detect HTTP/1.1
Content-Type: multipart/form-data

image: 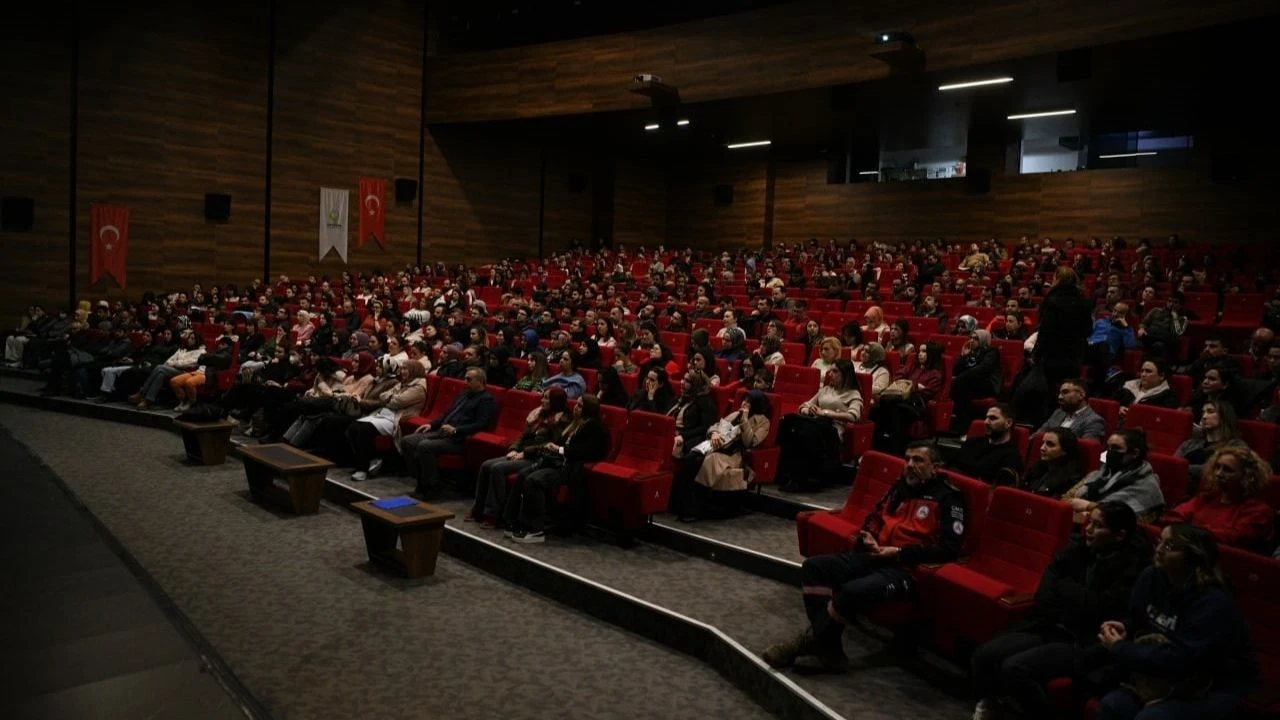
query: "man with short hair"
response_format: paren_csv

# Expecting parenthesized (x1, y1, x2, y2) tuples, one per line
(1182, 335, 1241, 381)
(763, 442, 967, 672)
(952, 403, 1025, 486)
(403, 367, 497, 498)
(1036, 379, 1107, 441)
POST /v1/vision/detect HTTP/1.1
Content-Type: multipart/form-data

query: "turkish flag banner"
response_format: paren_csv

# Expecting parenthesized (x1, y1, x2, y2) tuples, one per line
(358, 177, 385, 249)
(90, 203, 129, 288)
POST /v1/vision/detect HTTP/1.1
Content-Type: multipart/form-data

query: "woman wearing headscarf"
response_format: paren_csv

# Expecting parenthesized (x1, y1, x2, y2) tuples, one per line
(717, 326, 748, 362)
(344, 330, 372, 359)
(862, 306, 891, 345)
(346, 361, 429, 481)
(486, 346, 517, 389)
(669, 390, 773, 521)
(283, 351, 377, 449)
(854, 342, 892, 399)
(469, 387, 569, 527)
(667, 369, 719, 462)
(596, 366, 629, 407)
(949, 325, 1003, 433)
(520, 328, 542, 359)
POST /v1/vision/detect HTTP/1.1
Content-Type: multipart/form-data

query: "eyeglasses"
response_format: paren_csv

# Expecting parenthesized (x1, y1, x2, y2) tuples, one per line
(1155, 539, 1182, 553)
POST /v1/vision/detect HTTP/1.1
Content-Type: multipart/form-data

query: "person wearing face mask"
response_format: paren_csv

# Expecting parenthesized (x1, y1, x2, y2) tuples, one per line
(951, 403, 1025, 486)
(970, 502, 1150, 720)
(1094, 525, 1258, 720)
(1162, 446, 1275, 553)
(764, 442, 966, 673)
(1064, 429, 1164, 522)
(1020, 427, 1087, 498)
(871, 341, 945, 456)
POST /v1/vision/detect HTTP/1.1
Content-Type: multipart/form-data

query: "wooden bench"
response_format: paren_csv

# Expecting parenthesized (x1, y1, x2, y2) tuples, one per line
(239, 443, 333, 515)
(351, 499, 454, 578)
(174, 419, 235, 466)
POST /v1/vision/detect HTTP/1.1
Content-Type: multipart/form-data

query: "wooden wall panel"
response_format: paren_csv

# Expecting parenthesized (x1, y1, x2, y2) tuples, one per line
(614, 157, 668, 249)
(76, 1, 269, 303)
(0, 3, 72, 322)
(770, 160, 1279, 247)
(667, 159, 768, 251)
(270, 0, 422, 277)
(424, 0, 1275, 123)
(540, 151, 594, 256)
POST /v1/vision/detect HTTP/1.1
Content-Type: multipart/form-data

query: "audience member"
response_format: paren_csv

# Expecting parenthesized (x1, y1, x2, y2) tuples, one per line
(470, 387, 568, 527)
(951, 403, 1025, 486)
(1021, 427, 1087, 497)
(1064, 429, 1164, 521)
(402, 367, 496, 496)
(669, 390, 772, 521)
(1037, 378, 1107, 441)
(1161, 445, 1275, 553)
(777, 359, 864, 491)
(1114, 359, 1179, 420)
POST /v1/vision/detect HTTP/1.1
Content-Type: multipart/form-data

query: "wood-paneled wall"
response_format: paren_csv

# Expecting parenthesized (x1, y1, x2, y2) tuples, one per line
(269, 0, 423, 278)
(667, 158, 768, 251)
(76, 0, 269, 303)
(614, 157, 668, 249)
(423, 0, 1276, 123)
(0, 3, 73, 322)
(771, 160, 1280, 247)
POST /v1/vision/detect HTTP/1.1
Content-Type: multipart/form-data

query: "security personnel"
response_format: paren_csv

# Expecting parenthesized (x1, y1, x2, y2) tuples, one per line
(763, 440, 966, 672)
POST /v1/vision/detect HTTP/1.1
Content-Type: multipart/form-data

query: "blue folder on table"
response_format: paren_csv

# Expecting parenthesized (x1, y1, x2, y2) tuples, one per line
(371, 496, 416, 510)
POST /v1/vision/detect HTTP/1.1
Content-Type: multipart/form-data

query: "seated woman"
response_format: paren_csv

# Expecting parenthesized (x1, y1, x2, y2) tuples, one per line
(541, 350, 587, 400)
(345, 361, 429, 481)
(1161, 445, 1275, 553)
(949, 328, 1003, 433)
(886, 319, 914, 358)
(612, 340, 639, 374)
(1095, 525, 1259, 720)
(853, 342, 892, 399)
(717, 326, 748, 362)
(668, 370, 719, 462)
(862, 306, 891, 345)
(870, 341, 945, 456)
(811, 336, 842, 390)
(591, 317, 617, 349)
(628, 366, 675, 414)
(839, 322, 868, 363)
(470, 387, 568, 527)
(486, 346, 517, 388)
(168, 336, 234, 413)
(514, 351, 549, 392)
(502, 395, 611, 543)
(595, 366, 629, 407)
(281, 352, 377, 449)
(1021, 427, 1087, 497)
(1114, 359, 1179, 422)
(687, 348, 720, 386)
(756, 335, 786, 367)
(800, 319, 825, 363)
(1174, 400, 1247, 499)
(1183, 367, 1248, 424)
(1064, 428, 1164, 522)
(669, 390, 772, 522)
(776, 358, 864, 492)
(971, 502, 1150, 720)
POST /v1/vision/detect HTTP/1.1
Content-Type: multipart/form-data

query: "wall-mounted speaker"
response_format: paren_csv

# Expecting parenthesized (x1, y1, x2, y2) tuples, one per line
(1, 197, 35, 232)
(204, 193, 231, 222)
(395, 178, 418, 203)
(965, 169, 992, 195)
(567, 173, 587, 193)
(713, 184, 734, 207)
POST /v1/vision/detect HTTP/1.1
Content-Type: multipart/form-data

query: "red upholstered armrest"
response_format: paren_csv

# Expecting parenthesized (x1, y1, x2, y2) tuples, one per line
(400, 416, 430, 432)
(1248, 685, 1280, 707)
(998, 592, 1037, 608)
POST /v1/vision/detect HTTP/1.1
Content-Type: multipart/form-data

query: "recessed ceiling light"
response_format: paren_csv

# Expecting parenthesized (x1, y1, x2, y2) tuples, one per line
(1098, 151, 1157, 159)
(1007, 109, 1076, 120)
(676, 119, 690, 126)
(644, 123, 660, 131)
(857, 170, 879, 175)
(726, 140, 771, 149)
(938, 77, 1014, 91)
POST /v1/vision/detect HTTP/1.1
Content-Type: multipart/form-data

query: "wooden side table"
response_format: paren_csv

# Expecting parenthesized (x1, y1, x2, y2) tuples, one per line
(351, 499, 454, 578)
(174, 419, 236, 466)
(238, 443, 333, 515)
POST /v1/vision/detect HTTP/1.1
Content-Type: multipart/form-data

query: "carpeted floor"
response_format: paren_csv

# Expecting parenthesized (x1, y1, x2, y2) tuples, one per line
(653, 511, 805, 563)
(0, 405, 773, 720)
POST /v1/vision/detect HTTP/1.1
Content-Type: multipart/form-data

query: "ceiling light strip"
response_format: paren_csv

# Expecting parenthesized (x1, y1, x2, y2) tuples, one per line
(1007, 109, 1076, 120)
(1098, 151, 1157, 159)
(726, 140, 772, 149)
(938, 77, 1014, 91)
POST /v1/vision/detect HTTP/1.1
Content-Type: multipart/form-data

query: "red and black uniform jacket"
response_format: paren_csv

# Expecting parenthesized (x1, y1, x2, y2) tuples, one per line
(860, 473, 967, 566)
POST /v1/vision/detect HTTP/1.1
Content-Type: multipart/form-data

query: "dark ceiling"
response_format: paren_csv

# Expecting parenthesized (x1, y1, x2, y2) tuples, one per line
(436, 0, 797, 52)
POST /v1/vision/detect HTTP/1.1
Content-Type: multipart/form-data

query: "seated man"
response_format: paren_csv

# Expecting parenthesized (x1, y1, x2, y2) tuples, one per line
(953, 403, 1025, 486)
(1036, 378, 1107, 441)
(402, 367, 497, 498)
(763, 442, 966, 672)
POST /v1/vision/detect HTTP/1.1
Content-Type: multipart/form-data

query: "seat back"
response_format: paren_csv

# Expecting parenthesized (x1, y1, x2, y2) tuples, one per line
(597, 405, 630, 461)
(934, 334, 969, 357)
(615, 411, 676, 474)
(578, 367, 598, 394)
(1219, 546, 1280, 690)
(944, 471, 994, 556)
(966, 487, 1074, 592)
(660, 330, 689, 350)
(838, 451, 904, 521)
(773, 365, 820, 402)
(1124, 405, 1193, 455)
(494, 389, 543, 438)
(1239, 420, 1279, 462)
(1146, 452, 1189, 508)
(1168, 374, 1193, 406)
(1088, 397, 1121, 437)
(424, 377, 467, 420)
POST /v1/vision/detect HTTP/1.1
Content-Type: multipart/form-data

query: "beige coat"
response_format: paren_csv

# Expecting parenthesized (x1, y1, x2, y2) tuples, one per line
(366, 378, 427, 450)
(695, 412, 771, 492)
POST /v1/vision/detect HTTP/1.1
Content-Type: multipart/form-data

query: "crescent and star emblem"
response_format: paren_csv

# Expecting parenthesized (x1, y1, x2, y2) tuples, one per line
(99, 225, 120, 252)
(364, 194, 381, 216)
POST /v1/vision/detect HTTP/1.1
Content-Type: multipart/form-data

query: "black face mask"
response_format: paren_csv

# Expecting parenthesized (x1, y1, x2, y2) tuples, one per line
(1104, 450, 1126, 473)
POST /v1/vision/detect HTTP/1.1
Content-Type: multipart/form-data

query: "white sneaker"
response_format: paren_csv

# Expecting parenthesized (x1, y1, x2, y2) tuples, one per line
(368, 459, 384, 477)
(512, 531, 545, 544)
(174, 402, 191, 413)
(351, 471, 368, 482)
(972, 699, 996, 720)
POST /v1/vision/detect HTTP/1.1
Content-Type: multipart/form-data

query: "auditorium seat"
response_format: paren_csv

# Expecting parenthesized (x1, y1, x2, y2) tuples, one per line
(931, 487, 1073, 657)
(585, 410, 676, 532)
(1240, 420, 1280, 463)
(1123, 405, 1193, 455)
(466, 388, 542, 470)
(401, 376, 462, 435)
(1147, 452, 1191, 508)
(1087, 397, 1121, 437)
(772, 365, 821, 414)
(1168, 373, 1194, 406)
(795, 451, 904, 557)
(1220, 547, 1280, 719)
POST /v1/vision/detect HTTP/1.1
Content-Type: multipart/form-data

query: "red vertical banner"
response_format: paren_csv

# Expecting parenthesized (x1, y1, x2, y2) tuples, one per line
(90, 203, 129, 288)
(358, 177, 385, 249)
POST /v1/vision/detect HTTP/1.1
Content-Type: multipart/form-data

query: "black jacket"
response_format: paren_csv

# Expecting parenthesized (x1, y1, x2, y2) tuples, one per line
(952, 435, 1024, 486)
(953, 346, 1002, 396)
(1018, 538, 1150, 643)
(563, 418, 611, 465)
(432, 389, 498, 438)
(1034, 284, 1093, 366)
(1021, 459, 1083, 498)
(627, 387, 674, 414)
(669, 394, 718, 448)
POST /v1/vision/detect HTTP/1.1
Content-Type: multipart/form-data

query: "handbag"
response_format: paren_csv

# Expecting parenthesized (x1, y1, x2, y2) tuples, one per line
(881, 378, 916, 402)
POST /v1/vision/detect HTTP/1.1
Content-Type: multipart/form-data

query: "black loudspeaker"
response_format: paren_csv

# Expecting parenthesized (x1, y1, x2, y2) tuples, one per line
(713, 184, 734, 207)
(1211, 154, 1249, 185)
(1, 197, 34, 231)
(1057, 48, 1091, 83)
(395, 178, 417, 202)
(567, 173, 587, 193)
(965, 169, 992, 195)
(204, 193, 231, 222)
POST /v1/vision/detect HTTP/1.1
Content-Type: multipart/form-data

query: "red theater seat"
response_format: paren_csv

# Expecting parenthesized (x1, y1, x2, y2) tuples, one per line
(1240, 420, 1280, 462)
(1123, 405, 1193, 455)
(931, 487, 1074, 657)
(1147, 452, 1190, 508)
(466, 388, 543, 469)
(795, 451, 903, 557)
(1220, 547, 1280, 719)
(585, 411, 676, 531)
(1087, 397, 1121, 437)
